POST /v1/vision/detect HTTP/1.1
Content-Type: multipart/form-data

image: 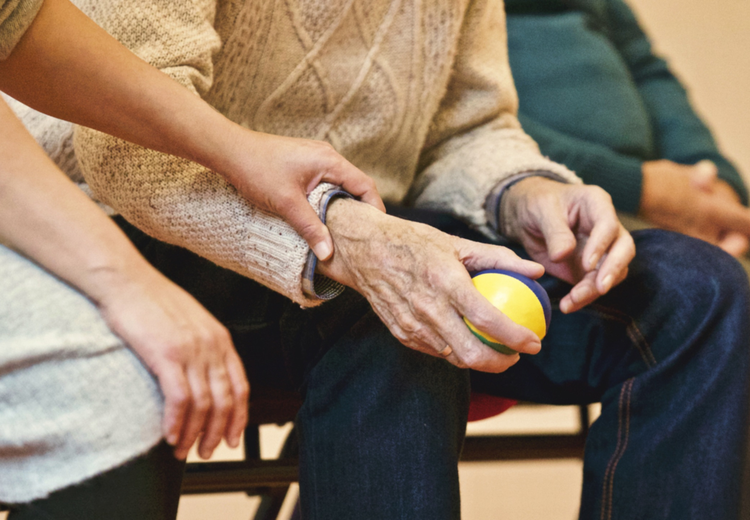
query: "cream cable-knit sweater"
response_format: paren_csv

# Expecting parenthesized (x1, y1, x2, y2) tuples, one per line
(14, 0, 580, 307)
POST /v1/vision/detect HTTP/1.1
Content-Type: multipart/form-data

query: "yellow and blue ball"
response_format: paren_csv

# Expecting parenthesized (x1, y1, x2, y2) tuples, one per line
(464, 269, 551, 355)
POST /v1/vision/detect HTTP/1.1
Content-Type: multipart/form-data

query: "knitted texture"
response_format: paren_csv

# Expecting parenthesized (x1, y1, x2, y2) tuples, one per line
(16, 0, 580, 305)
(0, 245, 163, 503)
(0, 0, 42, 60)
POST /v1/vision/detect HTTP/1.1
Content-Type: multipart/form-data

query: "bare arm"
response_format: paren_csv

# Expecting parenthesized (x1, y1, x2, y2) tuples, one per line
(0, 0, 382, 260)
(0, 99, 248, 460)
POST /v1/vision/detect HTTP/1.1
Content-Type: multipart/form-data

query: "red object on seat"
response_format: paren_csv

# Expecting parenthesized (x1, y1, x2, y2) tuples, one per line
(467, 393, 517, 422)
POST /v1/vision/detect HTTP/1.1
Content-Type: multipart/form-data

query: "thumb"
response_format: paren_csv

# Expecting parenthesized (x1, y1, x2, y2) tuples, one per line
(282, 199, 335, 261)
(718, 232, 750, 258)
(691, 160, 718, 191)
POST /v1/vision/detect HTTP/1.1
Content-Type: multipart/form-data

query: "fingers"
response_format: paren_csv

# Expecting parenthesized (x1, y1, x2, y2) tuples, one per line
(180, 334, 247, 461)
(280, 196, 336, 260)
(536, 201, 577, 262)
(157, 365, 191, 447)
(223, 350, 250, 449)
(174, 366, 212, 460)
(197, 363, 234, 459)
(168, 330, 245, 461)
(594, 228, 634, 293)
(706, 200, 750, 239)
(455, 288, 542, 355)
(580, 209, 621, 272)
(560, 270, 598, 314)
(456, 237, 545, 279)
(559, 229, 633, 313)
(321, 155, 385, 213)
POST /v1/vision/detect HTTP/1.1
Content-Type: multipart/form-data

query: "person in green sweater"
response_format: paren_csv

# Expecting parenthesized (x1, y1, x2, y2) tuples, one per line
(505, 0, 750, 257)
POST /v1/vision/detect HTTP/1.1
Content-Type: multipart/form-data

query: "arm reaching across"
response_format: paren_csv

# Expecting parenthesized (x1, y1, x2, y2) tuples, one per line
(0, 0, 383, 264)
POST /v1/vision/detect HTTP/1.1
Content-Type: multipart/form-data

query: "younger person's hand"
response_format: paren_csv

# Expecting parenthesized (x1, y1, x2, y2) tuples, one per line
(217, 131, 385, 261)
(94, 264, 249, 461)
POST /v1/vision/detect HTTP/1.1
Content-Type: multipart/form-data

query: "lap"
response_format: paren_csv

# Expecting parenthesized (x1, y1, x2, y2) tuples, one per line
(0, 244, 163, 504)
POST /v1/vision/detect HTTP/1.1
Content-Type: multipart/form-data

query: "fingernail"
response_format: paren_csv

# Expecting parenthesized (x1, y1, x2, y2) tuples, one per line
(312, 240, 333, 261)
(527, 339, 542, 354)
(601, 274, 613, 293)
(166, 433, 178, 446)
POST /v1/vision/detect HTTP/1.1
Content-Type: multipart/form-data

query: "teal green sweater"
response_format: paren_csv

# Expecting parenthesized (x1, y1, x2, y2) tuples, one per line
(505, 0, 748, 212)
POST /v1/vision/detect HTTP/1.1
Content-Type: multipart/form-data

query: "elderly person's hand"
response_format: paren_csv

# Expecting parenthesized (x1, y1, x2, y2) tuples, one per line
(640, 159, 750, 257)
(500, 177, 636, 313)
(316, 199, 545, 373)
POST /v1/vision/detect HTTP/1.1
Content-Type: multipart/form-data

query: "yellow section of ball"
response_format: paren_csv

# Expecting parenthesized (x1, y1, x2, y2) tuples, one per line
(465, 273, 547, 342)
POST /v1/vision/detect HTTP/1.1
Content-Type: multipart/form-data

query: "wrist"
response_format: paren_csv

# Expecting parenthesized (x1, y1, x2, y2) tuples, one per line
(78, 247, 162, 308)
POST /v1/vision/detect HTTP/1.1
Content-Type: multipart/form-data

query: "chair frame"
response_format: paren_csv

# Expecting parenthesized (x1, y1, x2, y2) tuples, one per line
(181, 404, 591, 520)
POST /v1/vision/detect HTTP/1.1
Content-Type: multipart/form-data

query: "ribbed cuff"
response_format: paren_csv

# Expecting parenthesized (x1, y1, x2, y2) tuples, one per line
(301, 188, 353, 300)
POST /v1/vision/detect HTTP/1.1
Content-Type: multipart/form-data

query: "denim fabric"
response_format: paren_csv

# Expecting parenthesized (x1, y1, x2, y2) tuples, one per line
(116, 214, 750, 520)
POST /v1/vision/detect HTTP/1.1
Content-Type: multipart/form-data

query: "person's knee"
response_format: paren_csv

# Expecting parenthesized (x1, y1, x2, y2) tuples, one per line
(630, 229, 750, 307)
(626, 230, 750, 367)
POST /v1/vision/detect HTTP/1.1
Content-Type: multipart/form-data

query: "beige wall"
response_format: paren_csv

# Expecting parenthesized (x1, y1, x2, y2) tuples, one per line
(628, 0, 750, 182)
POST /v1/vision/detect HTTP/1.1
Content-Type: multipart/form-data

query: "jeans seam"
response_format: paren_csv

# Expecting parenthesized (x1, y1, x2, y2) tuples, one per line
(588, 304, 658, 368)
(600, 378, 634, 520)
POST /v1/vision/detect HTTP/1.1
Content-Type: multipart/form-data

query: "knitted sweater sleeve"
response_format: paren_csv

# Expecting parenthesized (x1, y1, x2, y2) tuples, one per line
(603, 0, 748, 206)
(0, 0, 43, 60)
(70, 0, 326, 307)
(408, 0, 580, 235)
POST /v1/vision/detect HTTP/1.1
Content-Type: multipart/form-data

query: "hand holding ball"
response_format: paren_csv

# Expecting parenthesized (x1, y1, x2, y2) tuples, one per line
(464, 269, 551, 355)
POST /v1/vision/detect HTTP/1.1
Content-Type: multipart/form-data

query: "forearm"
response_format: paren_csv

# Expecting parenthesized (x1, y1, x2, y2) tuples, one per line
(0, 100, 159, 304)
(413, 114, 579, 234)
(0, 0, 243, 181)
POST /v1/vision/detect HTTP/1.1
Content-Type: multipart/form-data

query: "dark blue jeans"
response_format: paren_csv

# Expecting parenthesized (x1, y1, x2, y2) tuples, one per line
(115, 214, 750, 520)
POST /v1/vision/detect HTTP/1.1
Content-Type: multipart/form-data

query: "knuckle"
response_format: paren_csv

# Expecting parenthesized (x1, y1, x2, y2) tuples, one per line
(214, 395, 232, 414)
(466, 308, 493, 332)
(215, 325, 233, 347)
(193, 394, 211, 413)
(170, 388, 190, 408)
(161, 340, 188, 362)
(235, 381, 250, 401)
(460, 348, 482, 367)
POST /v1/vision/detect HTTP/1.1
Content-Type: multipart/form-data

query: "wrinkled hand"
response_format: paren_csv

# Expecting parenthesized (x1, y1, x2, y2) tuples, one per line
(220, 131, 385, 261)
(501, 177, 635, 314)
(641, 159, 750, 257)
(316, 198, 545, 373)
(95, 266, 249, 460)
